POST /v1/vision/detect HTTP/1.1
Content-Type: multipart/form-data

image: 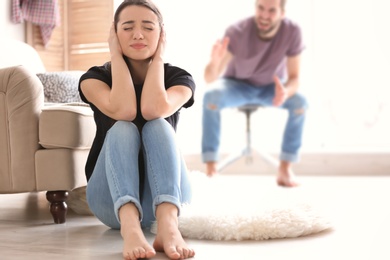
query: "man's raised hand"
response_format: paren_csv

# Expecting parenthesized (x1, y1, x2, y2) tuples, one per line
(210, 37, 230, 64)
(273, 76, 288, 106)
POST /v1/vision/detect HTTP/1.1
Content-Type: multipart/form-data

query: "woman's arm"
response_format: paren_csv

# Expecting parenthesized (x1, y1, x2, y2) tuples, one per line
(141, 29, 192, 120)
(80, 24, 137, 121)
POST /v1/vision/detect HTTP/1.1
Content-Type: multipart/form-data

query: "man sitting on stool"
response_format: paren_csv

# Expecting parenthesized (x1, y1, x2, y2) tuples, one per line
(201, 0, 308, 187)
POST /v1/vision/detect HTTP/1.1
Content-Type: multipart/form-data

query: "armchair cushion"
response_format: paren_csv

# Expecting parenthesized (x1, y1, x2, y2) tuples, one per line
(39, 103, 95, 149)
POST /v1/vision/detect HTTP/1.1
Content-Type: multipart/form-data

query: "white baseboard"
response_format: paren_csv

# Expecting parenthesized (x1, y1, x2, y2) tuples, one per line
(184, 152, 390, 176)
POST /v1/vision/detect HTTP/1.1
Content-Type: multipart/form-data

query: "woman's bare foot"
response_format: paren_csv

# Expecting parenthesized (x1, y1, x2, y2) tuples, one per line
(277, 161, 299, 187)
(153, 203, 195, 259)
(120, 203, 156, 260)
(206, 161, 217, 177)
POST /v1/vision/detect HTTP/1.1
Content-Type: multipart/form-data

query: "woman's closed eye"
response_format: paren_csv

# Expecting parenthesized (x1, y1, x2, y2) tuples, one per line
(123, 27, 153, 31)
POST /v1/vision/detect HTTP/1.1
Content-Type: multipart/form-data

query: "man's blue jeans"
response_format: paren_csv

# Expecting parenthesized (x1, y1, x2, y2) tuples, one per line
(86, 119, 192, 229)
(202, 78, 308, 163)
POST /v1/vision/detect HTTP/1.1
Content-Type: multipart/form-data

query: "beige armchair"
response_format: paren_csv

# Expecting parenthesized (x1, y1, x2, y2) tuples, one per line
(0, 40, 95, 224)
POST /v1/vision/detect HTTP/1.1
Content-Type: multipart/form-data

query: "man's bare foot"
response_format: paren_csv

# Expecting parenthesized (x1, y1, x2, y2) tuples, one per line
(120, 204, 156, 260)
(276, 161, 299, 187)
(206, 161, 218, 177)
(153, 203, 195, 259)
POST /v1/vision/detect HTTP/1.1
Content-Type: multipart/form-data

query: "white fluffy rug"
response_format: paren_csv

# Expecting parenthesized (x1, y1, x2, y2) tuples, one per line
(150, 171, 332, 241)
(68, 171, 332, 241)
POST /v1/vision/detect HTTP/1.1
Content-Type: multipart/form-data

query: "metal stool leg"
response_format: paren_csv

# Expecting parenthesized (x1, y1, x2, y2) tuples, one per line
(244, 108, 253, 163)
(217, 105, 278, 172)
(217, 107, 254, 172)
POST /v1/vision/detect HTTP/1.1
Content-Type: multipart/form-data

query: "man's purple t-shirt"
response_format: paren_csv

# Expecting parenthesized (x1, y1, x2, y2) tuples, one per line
(223, 17, 304, 87)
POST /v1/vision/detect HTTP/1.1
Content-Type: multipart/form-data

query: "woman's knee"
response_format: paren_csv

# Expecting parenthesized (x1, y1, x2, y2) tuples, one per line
(107, 121, 139, 141)
(143, 117, 166, 128)
(142, 118, 171, 136)
(110, 120, 137, 134)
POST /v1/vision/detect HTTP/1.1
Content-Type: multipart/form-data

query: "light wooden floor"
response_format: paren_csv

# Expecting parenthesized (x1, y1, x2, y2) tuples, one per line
(1, 154, 390, 260)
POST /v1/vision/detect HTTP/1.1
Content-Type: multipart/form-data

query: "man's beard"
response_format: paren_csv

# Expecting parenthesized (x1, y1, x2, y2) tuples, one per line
(257, 19, 281, 39)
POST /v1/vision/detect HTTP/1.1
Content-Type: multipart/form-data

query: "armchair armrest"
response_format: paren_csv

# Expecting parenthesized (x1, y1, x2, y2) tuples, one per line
(0, 65, 44, 192)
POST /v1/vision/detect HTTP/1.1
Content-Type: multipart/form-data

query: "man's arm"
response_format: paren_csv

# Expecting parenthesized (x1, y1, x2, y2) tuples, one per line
(204, 37, 233, 84)
(273, 54, 301, 106)
(284, 54, 301, 97)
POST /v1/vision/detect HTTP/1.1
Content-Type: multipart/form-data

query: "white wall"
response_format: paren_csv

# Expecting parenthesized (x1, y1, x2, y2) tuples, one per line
(0, 0, 25, 41)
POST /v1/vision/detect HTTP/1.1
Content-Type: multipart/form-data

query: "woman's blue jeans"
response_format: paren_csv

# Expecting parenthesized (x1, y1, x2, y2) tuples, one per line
(202, 78, 308, 163)
(86, 119, 192, 229)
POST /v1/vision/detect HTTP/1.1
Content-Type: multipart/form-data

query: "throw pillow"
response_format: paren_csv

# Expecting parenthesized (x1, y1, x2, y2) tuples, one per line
(36, 71, 85, 103)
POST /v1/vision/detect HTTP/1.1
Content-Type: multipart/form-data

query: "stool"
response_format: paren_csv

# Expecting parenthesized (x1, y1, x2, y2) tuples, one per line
(217, 104, 279, 172)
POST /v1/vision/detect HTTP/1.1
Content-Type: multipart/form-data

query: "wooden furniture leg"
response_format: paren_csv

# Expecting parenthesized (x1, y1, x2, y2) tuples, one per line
(46, 191, 69, 224)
